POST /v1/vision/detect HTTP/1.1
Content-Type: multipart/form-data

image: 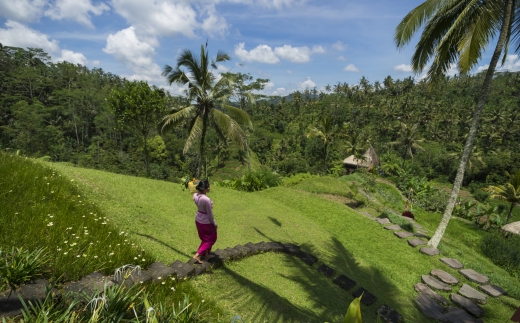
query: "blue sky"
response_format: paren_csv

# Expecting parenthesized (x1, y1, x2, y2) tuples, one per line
(1, 0, 520, 96)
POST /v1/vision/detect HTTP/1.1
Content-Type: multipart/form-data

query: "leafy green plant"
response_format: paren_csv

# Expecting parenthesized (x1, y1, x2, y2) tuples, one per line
(215, 169, 281, 192)
(379, 210, 413, 232)
(481, 231, 520, 278)
(18, 286, 81, 323)
(0, 247, 48, 290)
(86, 281, 144, 323)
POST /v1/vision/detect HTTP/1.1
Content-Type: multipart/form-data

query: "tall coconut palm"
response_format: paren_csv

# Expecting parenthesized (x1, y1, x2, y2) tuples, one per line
(484, 170, 520, 224)
(306, 116, 341, 174)
(388, 122, 425, 160)
(395, 0, 517, 248)
(161, 44, 252, 178)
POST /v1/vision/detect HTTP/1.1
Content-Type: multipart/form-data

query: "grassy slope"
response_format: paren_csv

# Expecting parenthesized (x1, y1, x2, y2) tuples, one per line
(49, 162, 520, 323)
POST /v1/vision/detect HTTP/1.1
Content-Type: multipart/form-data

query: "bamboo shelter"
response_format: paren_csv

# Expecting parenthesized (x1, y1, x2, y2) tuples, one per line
(343, 146, 380, 171)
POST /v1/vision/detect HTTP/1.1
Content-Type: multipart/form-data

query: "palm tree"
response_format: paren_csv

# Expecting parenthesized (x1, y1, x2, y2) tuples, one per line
(388, 122, 425, 160)
(395, 0, 517, 248)
(161, 44, 252, 178)
(484, 170, 520, 224)
(306, 116, 341, 174)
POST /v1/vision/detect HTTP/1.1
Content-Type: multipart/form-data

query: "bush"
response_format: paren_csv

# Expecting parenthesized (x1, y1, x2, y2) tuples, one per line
(472, 189, 490, 203)
(378, 210, 413, 232)
(481, 231, 520, 278)
(216, 169, 282, 192)
(0, 247, 49, 290)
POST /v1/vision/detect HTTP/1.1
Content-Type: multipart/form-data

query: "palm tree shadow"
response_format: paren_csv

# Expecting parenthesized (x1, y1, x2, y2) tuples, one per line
(133, 231, 191, 259)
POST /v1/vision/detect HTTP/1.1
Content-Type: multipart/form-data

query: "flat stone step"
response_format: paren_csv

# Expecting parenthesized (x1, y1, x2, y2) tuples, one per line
(384, 224, 402, 231)
(64, 272, 114, 297)
(282, 243, 301, 255)
(146, 262, 176, 282)
(333, 275, 356, 291)
(420, 247, 440, 256)
(394, 231, 414, 238)
(459, 284, 487, 305)
(0, 290, 23, 318)
(244, 242, 260, 254)
(414, 232, 431, 239)
(213, 249, 231, 261)
(317, 264, 335, 278)
(265, 242, 285, 253)
(414, 283, 449, 306)
(352, 287, 376, 306)
(422, 275, 452, 292)
(377, 218, 391, 225)
(376, 304, 403, 323)
(444, 306, 484, 323)
(459, 269, 489, 284)
(415, 292, 445, 321)
(450, 293, 484, 318)
(19, 279, 51, 302)
(255, 241, 270, 252)
(431, 269, 459, 285)
(192, 260, 212, 276)
(299, 252, 318, 265)
(440, 258, 463, 269)
(478, 284, 507, 297)
(170, 260, 195, 279)
(412, 223, 423, 229)
(408, 238, 427, 247)
(225, 247, 242, 259)
(235, 244, 254, 256)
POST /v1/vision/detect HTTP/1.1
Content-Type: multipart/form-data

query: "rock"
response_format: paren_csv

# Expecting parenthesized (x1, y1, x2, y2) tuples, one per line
(450, 294, 484, 318)
(377, 218, 391, 225)
(444, 306, 484, 323)
(192, 260, 212, 276)
(265, 242, 285, 253)
(376, 304, 403, 323)
(333, 275, 356, 291)
(415, 292, 445, 320)
(146, 262, 176, 282)
(459, 269, 490, 284)
(232, 246, 249, 258)
(255, 241, 270, 252)
(458, 284, 487, 305)
(408, 238, 427, 247)
(414, 283, 449, 306)
(394, 231, 414, 238)
(420, 247, 440, 256)
(244, 242, 260, 254)
(64, 272, 114, 298)
(19, 279, 51, 302)
(282, 243, 301, 255)
(170, 260, 195, 279)
(317, 264, 335, 278)
(422, 275, 452, 292)
(431, 269, 459, 285)
(478, 285, 507, 297)
(225, 247, 242, 259)
(235, 244, 254, 256)
(0, 290, 23, 318)
(352, 287, 377, 306)
(299, 252, 318, 265)
(440, 258, 464, 269)
(213, 249, 231, 261)
(384, 224, 402, 231)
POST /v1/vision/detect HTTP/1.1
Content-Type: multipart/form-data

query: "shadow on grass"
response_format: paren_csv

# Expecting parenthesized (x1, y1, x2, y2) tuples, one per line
(268, 216, 282, 227)
(133, 232, 191, 258)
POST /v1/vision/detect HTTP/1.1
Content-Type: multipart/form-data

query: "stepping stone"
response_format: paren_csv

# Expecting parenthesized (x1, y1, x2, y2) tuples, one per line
(19, 279, 52, 302)
(420, 247, 440, 256)
(459, 269, 489, 284)
(444, 306, 484, 323)
(233, 245, 250, 257)
(244, 242, 260, 254)
(333, 275, 356, 291)
(361, 212, 376, 220)
(146, 262, 176, 282)
(377, 218, 391, 225)
(422, 275, 452, 292)
(384, 224, 402, 231)
(225, 247, 242, 259)
(440, 258, 463, 269)
(459, 284, 487, 305)
(207, 254, 224, 265)
(265, 242, 285, 252)
(394, 231, 414, 238)
(213, 249, 231, 261)
(255, 242, 270, 252)
(408, 238, 427, 247)
(317, 264, 335, 278)
(414, 283, 449, 306)
(0, 290, 23, 318)
(414, 232, 430, 239)
(415, 292, 445, 321)
(192, 260, 212, 276)
(170, 260, 195, 279)
(299, 252, 318, 265)
(450, 293, 484, 318)
(376, 304, 403, 323)
(282, 243, 301, 255)
(352, 287, 377, 306)
(478, 285, 507, 297)
(412, 223, 423, 229)
(64, 272, 114, 298)
(431, 269, 459, 285)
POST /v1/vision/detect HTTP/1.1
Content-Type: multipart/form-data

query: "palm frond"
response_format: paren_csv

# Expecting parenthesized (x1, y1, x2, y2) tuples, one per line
(183, 117, 203, 154)
(211, 109, 246, 148)
(222, 105, 253, 128)
(161, 106, 196, 133)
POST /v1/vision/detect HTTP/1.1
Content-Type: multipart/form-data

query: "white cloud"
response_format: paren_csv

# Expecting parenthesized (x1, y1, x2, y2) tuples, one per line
(332, 41, 345, 51)
(103, 27, 162, 81)
(264, 81, 275, 90)
(312, 45, 325, 53)
(272, 87, 288, 96)
(394, 64, 413, 72)
(274, 45, 311, 63)
(0, 20, 59, 54)
(234, 43, 280, 63)
(299, 77, 315, 89)
(45, 0, 109, 28)
(478, 55, 520, 73)
(338, 55, 346, 61)
(255, 0, 305, 9)
(286, 70, 293, 74)
(344, 64, 360, 72)
(0, 0, 45, 22)
(56, 49, 88, 65)
(92, 60, 100, 66)
(200, 4, 229, 38)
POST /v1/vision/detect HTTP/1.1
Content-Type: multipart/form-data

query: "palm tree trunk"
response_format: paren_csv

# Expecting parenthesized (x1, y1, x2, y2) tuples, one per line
(507, 202, 515, 224)
(428, 0, 514, 248)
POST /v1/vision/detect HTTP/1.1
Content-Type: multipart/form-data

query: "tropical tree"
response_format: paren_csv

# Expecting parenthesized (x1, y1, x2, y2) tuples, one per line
(395, 0, 517, 248)
(388, 122, 425, 160)
(484, 170, 520, 224)
(161, 44, 252, 178)
(306, 115, 341, 173)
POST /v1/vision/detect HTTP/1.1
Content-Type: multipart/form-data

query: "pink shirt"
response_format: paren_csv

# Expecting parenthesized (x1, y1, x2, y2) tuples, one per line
(193, 193, 216, 225)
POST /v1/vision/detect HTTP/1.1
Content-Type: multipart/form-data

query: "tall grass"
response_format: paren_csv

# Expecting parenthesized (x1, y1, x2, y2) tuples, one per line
(0, 152, 154, 283)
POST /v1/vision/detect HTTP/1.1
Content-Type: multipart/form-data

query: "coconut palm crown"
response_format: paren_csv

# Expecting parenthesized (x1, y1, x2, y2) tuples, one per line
(161, 44, 252, 177)
(484, 170, 520, 224)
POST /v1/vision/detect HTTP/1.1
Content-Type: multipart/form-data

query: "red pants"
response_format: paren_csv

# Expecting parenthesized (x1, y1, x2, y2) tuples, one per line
(196, 221, 217, 255)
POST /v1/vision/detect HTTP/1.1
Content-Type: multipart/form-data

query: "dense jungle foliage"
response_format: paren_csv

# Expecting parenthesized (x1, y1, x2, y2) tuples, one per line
(1, 46, 520, 189)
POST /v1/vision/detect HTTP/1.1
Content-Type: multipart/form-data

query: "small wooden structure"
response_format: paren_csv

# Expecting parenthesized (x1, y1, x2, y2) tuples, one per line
(343, 146, 380, 171)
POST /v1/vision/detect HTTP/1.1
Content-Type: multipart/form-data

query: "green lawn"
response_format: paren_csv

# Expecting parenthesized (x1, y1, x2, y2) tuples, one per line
(48, 161, 520, 323)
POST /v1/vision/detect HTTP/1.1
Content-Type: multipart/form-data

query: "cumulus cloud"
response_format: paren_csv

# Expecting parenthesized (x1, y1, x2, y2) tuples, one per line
(332, 41, 345, 51)
(338, 55, 346, 61)
(344, 64, 360, 72)
(235, 43, 280, 63)
(272, 87, 289, 96)
(255, 0, 304, 9)
(103, 27, 162, 81)
(394, 64, 413, 72)
(45, 0, 110, 28)
(200, 4, 229, 38)
(56, 49, 88, 65)
(299, 77, 316, 89)
(0, 20, 59, 54)
(264, 81, 275, 90)
(274, 45, 312, 63)
(312, 45, 325, 53)
(0, 0, 45, 22)
(478, 55, 520, 73)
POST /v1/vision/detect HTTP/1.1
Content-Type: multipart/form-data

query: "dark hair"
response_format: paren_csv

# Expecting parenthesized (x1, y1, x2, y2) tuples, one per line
(196, 179, 210, 192)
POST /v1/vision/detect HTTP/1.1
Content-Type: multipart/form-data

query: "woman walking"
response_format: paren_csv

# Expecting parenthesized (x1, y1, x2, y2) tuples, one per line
(193, 179, 217, 264)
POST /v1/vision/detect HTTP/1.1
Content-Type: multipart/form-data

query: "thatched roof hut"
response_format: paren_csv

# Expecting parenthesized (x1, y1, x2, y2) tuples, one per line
(343, 146, 380, 170)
